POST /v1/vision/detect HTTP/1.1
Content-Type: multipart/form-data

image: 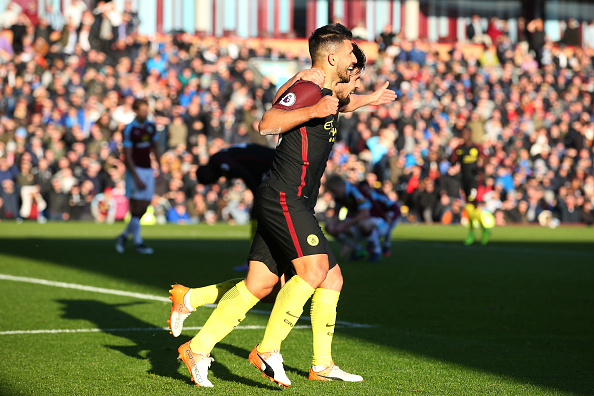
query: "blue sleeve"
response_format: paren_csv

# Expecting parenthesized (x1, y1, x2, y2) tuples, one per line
(150, 122, 159, 142)
(348, 183, 372, 211)
(371, 190, 394, 207)
(122, 122, 134, 148)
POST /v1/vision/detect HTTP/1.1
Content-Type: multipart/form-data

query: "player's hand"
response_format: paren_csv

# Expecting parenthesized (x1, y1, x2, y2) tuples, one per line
(298, 68, 325, 87)
(369, 81, 397, 106)
(312, 96, 339, 118)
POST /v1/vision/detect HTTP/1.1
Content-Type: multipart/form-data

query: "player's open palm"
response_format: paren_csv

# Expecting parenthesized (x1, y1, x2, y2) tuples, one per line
(369, 81, 397, 106)
(313, 96, 339, 118)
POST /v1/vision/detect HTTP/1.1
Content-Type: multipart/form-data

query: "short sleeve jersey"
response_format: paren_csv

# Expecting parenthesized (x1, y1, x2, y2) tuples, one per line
(369, 189, 400, 219)
(122, 118, 158, 169)
(451, 143, 484, 180)
(263, 81, 339, 210)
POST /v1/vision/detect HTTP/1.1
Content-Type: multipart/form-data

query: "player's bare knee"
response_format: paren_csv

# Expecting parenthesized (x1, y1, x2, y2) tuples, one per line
(297, 262, 329, 288)
(319, 266, 343, 291)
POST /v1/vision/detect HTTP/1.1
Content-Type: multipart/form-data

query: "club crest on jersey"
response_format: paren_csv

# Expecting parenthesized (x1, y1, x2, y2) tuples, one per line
(307, 234, 319, 246)
(280, 92, 296, 106)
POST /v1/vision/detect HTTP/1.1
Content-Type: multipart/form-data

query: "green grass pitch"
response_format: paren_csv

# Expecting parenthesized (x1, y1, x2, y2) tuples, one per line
(0, 222, 593, 395)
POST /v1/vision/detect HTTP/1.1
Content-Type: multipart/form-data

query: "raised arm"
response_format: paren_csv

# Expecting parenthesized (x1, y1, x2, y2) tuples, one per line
(259, 97, 339, 135)
(340, 81, 397, 113)
(259, 81, 338, 136)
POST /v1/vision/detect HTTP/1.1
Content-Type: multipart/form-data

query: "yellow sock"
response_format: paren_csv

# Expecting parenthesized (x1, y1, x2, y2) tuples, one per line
(190, 280, 259, 354)
(258, 275, 315, 353)
(310, 288, 340, 366)
(465, 203, 476, 229)
(189, 278, 243, 308)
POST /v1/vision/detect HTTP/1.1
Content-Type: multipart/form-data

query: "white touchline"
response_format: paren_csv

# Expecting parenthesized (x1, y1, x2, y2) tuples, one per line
(0, 274, 377, 331)
(0, 325, 312, 336)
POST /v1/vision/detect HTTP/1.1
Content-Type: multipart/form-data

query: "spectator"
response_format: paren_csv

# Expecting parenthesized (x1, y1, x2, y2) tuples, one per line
(527, 18, 546, 63)
(69, 182, 93, 221)
(556, 194, 581, 223)
(0, 2, 21, 29)
(165, 199, 189, 224)
(63, 0, 88, 29)
(467, 15, 491, 46)
(17, 160, 47, 220)
(48, 178, 70, 221)
(0, 179, 19, 219)
(377, 24, 395, 51)
(562, 19, 580, 47)
(352, 21, 368, 41)
(91, 186, 117, 223)
(10, 12, 30, 54)
(44, 4, 63, 33)
(0, 157, 18, 184)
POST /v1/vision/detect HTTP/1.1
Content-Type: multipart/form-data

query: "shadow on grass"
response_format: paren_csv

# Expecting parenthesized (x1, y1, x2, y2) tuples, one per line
(3, 234, 593, 395)
(56, 299, 275, 390)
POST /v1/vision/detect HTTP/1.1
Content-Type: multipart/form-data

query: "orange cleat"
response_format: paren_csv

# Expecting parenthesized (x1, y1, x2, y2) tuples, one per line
(248, 345, 291, 387)
(178, 341, 214, 387)
(168, 284, 194, 337)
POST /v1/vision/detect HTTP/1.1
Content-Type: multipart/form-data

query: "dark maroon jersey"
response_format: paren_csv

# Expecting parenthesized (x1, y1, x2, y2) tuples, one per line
(263, 80, 339, 210)
(122, 118, 158, 169)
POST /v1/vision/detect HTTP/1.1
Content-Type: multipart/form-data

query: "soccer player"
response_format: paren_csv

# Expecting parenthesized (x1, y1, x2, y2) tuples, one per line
(115, 99, 161, 254)
(171, 29, 396, 388)
(357, 180, 401, 257)
(196, 143, 276, 270)
(196, 143, 276, 199)
(451, 126, 493, 245)
(324, 174, 381, 262)
(196, 143, 275, 231)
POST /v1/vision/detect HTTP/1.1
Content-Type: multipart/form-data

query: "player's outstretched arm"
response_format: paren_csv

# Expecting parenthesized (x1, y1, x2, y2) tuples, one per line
(341, 81, 397, 113)
(259, 95, 339, 136)
(272, 68, 325, 104)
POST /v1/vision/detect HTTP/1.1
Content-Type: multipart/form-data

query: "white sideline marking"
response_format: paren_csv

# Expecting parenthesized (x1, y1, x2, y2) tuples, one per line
(0, 325, 312, 336)
(0, 274, 377, 331)
(0, 274, 174, 303)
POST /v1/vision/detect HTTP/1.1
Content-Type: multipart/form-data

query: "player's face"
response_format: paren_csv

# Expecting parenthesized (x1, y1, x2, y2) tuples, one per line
(335, 70, 362, 101)
(461, 128, 471, 142)
(335, 40, 356, 84)
(135, 104, 149, 122)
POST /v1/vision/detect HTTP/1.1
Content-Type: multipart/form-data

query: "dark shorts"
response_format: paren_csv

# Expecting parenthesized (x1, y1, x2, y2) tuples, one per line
(462, 176, 479, 203)
(248, 184, 337, 277)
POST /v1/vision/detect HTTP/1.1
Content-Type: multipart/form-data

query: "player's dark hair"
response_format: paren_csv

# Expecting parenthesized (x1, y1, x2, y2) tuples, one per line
(351, 42, 366, 75)
(325, 173, 345, 191)
(308, 23, 353, 64)
(132, 98, 149, 111)
(196, 164, 219, 185)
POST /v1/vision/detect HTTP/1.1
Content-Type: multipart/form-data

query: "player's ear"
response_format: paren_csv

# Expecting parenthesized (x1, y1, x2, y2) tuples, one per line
(328, 53, 336, 66)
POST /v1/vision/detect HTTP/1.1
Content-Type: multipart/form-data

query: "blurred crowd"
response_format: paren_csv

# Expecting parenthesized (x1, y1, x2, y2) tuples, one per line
(0, 1, 592, 227)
